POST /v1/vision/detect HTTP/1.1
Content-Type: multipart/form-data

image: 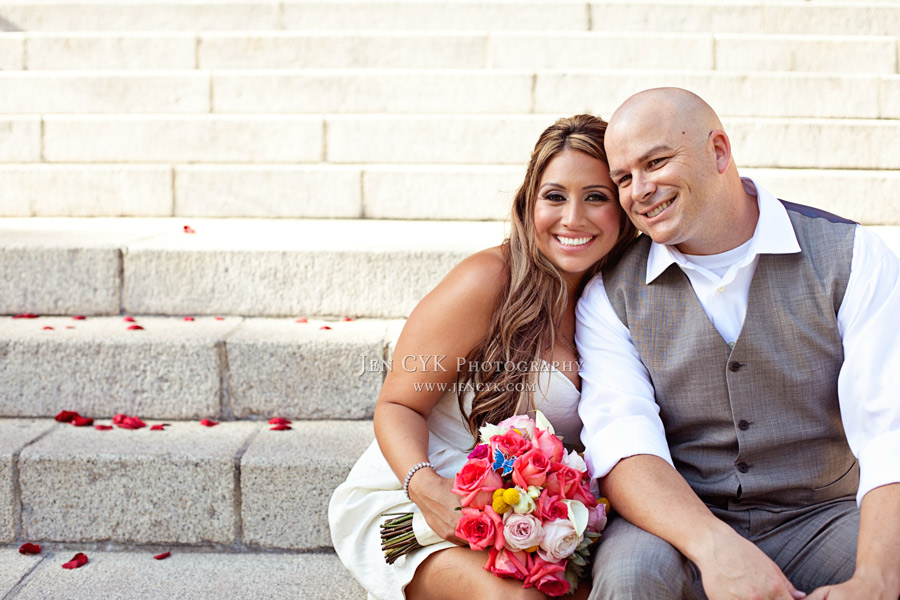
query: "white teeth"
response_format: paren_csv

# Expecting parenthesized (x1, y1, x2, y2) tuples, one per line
(646, 199, 672, 218)
(556, 235, 593, 247)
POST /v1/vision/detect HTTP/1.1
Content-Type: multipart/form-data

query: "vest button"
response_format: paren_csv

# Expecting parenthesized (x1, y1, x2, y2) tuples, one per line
(737, 462, 750, 473)
(728, 361, 743, 372)
(738, 420, 750, 431)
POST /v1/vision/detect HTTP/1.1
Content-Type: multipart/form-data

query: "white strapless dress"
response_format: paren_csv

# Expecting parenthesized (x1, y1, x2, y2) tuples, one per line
(328, 366, 582, 600)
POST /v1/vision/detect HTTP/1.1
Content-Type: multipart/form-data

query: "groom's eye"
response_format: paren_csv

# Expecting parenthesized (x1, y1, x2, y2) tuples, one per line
(615, 175, 631, 188)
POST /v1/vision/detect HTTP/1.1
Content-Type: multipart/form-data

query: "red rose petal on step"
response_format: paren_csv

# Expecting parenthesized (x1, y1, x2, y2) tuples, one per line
(183, 225, 196, 234)
(123, 316, 136, 322)
(71, 416, 94, 427)
(120, 416, 146, 430)
(62, 552, 88, 569)
(153, 552, 171, 560)
(342, 317, 355, 322)
(66, 326, 75, 329)
(215, 316, 225, 321)
(200, 418, 219, 427)
(18, 543, 41, 555)
(319, 326, 331, 330)
(94, 424, 113, 431)
(127, 325, 144, 330)
(13, 313, 39, 319)
(150, 423, 171, 431)
(42, 326, 54, 330)
(295, 317, 308, 324)
(73, 315, 86, 320)
(270, 424, 292, 431)
(55, 410, 79, 423)
(112, 414, 126, 425)
(268, 417, 292, 425)
(183, 316, 195, 321)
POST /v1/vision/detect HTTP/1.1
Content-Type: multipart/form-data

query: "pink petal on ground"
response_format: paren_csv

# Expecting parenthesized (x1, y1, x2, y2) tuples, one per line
(127, 325, 144, 331)
(153, 552, 171, 560)
(66, 326, 75, 329)
(123, 316, 136, 322)
(71, 416, 94, 427)
(319, 326, 332, 330)
(215, 316, 225, 321)
(150, 424, 171, 431)
(270, 424, 292, 431)
(183, 316, 195, 321)
(62, 552, 88, 569)
(200, 418, 219, 427)
(342, 317, 355, 322)
(73, 315, 86, 320)
(94, 425, 113, 431)
(18, 543, 41, 555)
(295, 318, 308, 324)
(268, 417, 292, 425)
(183, 225, 196, 234)
(42, 326, 54, 331)
(13, 313, 39, 319)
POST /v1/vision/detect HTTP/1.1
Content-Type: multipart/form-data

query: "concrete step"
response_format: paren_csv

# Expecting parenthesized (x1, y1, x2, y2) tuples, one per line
(1, 70, 898, 119)
(2, 165, 900, 225)
(0, 31, 896, 73)
(1, 1, 899, 36)
(1, 418, 374, 551)
(3, 114, 900, 169)
(1, 220, 899, 319)
(0, 548, 365, 599)
(0, 315, 401, 420)
(0, 218, 505, 317)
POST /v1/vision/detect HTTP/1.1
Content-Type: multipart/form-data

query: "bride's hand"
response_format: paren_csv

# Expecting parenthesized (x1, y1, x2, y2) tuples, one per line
(407, 468, 465, 545)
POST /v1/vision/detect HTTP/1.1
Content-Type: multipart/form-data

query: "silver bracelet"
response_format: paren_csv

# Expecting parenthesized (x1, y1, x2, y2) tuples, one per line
(403, 461, 433, 500)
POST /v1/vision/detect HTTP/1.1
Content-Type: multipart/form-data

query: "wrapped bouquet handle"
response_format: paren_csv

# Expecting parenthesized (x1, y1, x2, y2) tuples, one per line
(380, 511, 443, 564)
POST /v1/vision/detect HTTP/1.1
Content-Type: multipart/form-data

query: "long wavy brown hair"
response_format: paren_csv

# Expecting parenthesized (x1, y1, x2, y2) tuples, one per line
(459, 114, 638, 439)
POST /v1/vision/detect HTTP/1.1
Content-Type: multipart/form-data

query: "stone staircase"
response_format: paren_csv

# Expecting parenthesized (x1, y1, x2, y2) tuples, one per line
(2, 1, 900, 597)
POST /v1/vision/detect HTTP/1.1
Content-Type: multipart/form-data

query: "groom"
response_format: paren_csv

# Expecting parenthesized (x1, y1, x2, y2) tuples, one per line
(576, 88, 900, 599)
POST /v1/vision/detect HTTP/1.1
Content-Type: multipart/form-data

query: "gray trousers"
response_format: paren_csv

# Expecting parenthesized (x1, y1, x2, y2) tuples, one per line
(589, 498, 859, 600)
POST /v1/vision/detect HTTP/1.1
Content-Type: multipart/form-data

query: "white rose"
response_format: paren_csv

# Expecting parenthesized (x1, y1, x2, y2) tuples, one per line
(561, 449, 587, 473)
(538, 518, 581, 562)
(511, 486, 536, 514)
(503, 512, 543, 552)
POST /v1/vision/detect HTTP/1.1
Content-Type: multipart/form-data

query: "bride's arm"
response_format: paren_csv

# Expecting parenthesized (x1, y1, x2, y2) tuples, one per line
(374, 248, 506, 542)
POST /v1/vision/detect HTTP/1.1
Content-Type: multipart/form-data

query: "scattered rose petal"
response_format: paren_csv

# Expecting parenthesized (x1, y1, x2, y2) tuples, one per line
(215, 316, 225, 321)
(270, 424, 292, 431)
(113, 414, 146, 430)
(150, 423, 171, 431)
(19, 543, 41, 555)
(183, 225, 196, 234)
(200, 418, 219, 427)
(153, 552, 171, 560)
(73, 315, 86, 320)
(13, 313, 39, 319)
(66, 326, 75, 329)
(42, 326, 54, 331)
(127, 325, 144, 331)
(268, 417, 292, 425)
(94, 424, 113, 431)
(183, 316, 195, 322)
(55, 410, 79, 423)
(71, 415, 94, 427)
(295, 317, 308, 324)
(62, 552, 88, 569)
(342, 317, 355, 322)
(124, 316, 136, 322)
(319, 326, 331, 330)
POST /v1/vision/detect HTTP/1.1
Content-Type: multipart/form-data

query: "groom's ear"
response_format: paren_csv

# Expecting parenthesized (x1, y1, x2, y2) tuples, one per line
(708, 129, 732, 174)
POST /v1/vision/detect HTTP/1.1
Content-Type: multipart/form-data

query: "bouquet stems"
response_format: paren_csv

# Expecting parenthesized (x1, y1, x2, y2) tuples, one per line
(380, 513, 423, 564)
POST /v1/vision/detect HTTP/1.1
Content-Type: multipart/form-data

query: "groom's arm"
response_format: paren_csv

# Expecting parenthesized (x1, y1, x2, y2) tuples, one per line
(576, 275, 805, 600)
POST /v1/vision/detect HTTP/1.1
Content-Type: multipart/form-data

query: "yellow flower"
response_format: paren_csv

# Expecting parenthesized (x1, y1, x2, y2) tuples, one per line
(503, 488, 520, 506)
(492, 488, 511, 514)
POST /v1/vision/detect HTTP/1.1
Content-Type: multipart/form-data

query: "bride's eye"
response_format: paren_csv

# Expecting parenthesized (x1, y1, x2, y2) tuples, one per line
(543, 193, 566, 203)
(585, 193, 611, 203)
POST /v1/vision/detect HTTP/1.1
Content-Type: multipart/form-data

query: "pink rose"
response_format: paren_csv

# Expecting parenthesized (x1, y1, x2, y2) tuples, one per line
(456, 506, 504, 552)
(544, 463, 584, 499)
(535, 490, 568, 522)
(452, 458, 503, 509)
(531, 427, 564, 463)
(570, 480, 598, 507)
(511, 448, 550, 489)
(538, 518, 580, 562)
(502, 512, 543, 551)
(496, 415, 536, 439)
(525, 557, 570, 597)
(467, 444, 489, 460)
(486, 548, 531, 581)
(491, 429, 532, 457)
(587, 502, 608, 533)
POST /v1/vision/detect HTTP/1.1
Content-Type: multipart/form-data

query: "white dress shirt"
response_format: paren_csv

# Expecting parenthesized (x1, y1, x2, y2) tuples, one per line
(576, 178, 900, 505)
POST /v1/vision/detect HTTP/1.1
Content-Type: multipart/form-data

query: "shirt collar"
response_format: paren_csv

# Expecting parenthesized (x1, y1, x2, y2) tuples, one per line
(645, 177, 801, 284)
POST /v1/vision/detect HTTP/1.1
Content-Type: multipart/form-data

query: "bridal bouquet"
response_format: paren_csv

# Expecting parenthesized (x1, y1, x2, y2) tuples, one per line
(381, 412, 607, 596)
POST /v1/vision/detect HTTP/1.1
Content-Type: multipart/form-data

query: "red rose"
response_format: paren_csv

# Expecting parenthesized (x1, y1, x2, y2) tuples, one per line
(486, 547, 531, 581)
(531, 427, 564, 462)
(511, 448, 550, 489)
(490, 430, 531, 457)
(544, 463, 584, 499)
(455, 506, 504, 552)
(452, 458, 503, 509)
(534, 490, 569, 522)
(525, 557, 570, 597)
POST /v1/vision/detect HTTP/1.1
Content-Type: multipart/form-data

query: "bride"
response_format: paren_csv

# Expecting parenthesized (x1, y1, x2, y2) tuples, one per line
(329, 114, 637, 600)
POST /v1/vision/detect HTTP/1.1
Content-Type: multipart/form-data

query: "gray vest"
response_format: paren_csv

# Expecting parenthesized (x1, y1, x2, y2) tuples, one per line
(602, 201, 859, 508)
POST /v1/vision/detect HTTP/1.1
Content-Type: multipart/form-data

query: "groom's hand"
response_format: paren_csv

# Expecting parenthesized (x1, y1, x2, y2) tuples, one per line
(807, 572, 900, 600)
(696, 530, 806, 600)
